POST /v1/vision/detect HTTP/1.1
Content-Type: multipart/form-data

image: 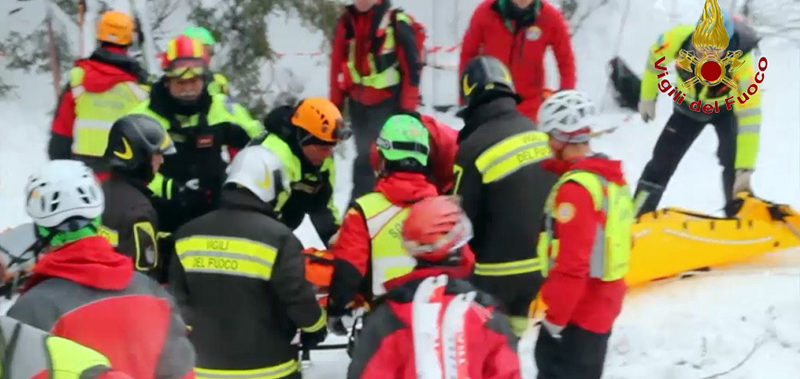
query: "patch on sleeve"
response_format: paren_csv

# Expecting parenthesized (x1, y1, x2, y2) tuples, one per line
(555, 202, 576, 223)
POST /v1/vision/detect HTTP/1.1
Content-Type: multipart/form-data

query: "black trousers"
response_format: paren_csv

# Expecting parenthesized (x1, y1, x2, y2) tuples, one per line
(635, 109, 737, 216)
(348, 99, 398, 200)
(535, 323, 610, 379)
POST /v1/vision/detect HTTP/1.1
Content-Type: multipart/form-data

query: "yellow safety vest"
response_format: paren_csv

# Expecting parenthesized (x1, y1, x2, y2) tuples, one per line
(537, 170, 634, 281)
(70, 66, 149, 157)
(258, 133, 339, 223)
(0, 318, 114, 377)
(354, 192, 416, 296)
(208, 72, 230, 96)
(345, 11, 410, 90)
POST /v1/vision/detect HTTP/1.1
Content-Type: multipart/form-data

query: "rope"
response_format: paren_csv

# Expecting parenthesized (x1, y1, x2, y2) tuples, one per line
(600, 0, 633, 112)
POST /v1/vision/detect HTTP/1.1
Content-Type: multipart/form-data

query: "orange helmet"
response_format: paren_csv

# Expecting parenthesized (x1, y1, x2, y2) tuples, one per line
(162, 34, 208, 78)
(402, 196, 473, 262)
(96, 10, 134, 46)
(291, 98, 351, 144)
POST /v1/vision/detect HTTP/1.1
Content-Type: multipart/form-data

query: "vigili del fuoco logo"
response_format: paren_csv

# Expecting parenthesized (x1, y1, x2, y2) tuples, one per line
(653, 0, 767, 114)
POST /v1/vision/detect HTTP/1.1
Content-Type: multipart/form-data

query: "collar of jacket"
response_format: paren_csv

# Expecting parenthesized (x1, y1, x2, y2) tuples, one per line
(458, 96, 520, 142)
(148, 77, 213, 127)
(90, 47, 149, 84)
(492, 0, 540, 32)
(382, 270, 498, 306)
(220, 188, 278, 217)
(109, 171, 155, 198)
(344, 0, 392, 54)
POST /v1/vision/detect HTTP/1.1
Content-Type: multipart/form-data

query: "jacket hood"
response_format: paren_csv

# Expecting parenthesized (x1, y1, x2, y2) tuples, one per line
(542, 154, 627, 185)
(75, 48, 146, 92)
(383, 246, 475, 292)
(25, 236, 133, 291)
(375, 172, 438, 206)
(458, 96, 520, 142)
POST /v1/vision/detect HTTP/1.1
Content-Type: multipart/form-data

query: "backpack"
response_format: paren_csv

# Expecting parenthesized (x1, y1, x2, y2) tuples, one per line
(391, 8, 427, 73)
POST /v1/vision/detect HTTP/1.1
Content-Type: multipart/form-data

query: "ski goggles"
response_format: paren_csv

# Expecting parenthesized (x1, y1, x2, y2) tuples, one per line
(165, 63, 206, 79)
(298, 119, 353, 145)
(375, 137, 430, 155)
(402, 214, 474, 256)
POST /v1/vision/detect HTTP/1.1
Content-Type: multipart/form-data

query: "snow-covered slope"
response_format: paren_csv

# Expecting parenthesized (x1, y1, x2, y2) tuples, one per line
(1, 0, 799, 377)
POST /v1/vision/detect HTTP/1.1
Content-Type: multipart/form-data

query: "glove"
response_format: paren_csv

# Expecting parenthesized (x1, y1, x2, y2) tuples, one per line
(327, 316, 349, 336)
(541, 318, 565, 340)
(172, 178, 211, 208)
(300, 327, 328, 349)
(638, 99, 656, 122)
(733, 169, 754, 196)
(509, 316, 530, 337)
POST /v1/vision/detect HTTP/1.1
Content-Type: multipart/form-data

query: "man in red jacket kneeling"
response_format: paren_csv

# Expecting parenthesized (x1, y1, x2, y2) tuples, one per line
(347, 195, 521, 379)
(534, 90, 634, 379)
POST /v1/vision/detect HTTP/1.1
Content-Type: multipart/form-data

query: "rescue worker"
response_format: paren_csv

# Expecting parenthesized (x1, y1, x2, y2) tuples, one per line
(535, 90, 632, 379)
(168, 146, 327, 379)
(326, 114, 438, 329)
(49, 10, 149, 177)
(459, 0, 576, 122)
(100, 114, 176, 282)
(182, 26, 230, 95)
(347, 196, 520, 379)
(8, 160, 196, 379)
(252, 98, 351, 244)
(0, 316, 133, 379)
(130, 34, 263, 231)
(635, 11, 761, 216)
(330, 0, 423, 199)
(454, 55, 557, 336)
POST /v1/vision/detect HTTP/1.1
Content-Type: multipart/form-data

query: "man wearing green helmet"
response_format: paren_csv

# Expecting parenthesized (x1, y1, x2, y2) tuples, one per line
(326, 114, 441, 332)
(184, 25, 230, 96)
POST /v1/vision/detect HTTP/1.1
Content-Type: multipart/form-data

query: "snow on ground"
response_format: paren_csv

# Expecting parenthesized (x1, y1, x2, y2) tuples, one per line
(1, 0, 799, 377)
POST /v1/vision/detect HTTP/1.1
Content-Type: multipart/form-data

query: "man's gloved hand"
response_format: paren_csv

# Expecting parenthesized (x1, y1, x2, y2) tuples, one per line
(301, 327, 328, 349)
(509, 316, 529, 337)
(541, 318, 565, 341)
(172, 178, 211, 208)
(327, 316, 349, 336)
(638, 99, 656, 122)
(733, 169, 754, 196)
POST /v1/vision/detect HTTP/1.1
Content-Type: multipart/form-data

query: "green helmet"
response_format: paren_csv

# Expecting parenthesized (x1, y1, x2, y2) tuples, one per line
(184, 26, 215, 46)
(376, 115, 430, 166)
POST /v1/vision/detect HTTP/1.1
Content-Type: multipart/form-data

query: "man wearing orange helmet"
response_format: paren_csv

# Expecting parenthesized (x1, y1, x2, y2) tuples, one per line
(347, 196, 522, 379)
(252, 97, 352, 244)
(129, 34, 263, 231)
(49, 10, 150, 179)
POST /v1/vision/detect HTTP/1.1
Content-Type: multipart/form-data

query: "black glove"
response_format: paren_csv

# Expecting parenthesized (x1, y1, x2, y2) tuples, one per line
(172, 178, 212, 209)
(300, 327, 328, 349)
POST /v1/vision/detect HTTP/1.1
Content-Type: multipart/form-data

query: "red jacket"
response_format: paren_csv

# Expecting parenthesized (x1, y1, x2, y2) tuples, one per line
(459, 0, 576, 121)
(329, 0, 420, 111)
(327, 173, 438, 315)
(51, 47, 140, 141)
(539, 156, 628, 333)
(347, 263, 520, 379)
(369, 114, 459, 194)
(7, 236, 195, 379)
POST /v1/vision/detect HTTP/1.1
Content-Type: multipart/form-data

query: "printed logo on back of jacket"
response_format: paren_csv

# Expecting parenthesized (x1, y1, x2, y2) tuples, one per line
(653, 0, 767, 114)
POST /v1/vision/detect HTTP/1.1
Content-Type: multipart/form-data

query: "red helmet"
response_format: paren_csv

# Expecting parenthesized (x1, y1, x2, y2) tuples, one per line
(161, 34, 208, 77)
(402, 196, 473, 262)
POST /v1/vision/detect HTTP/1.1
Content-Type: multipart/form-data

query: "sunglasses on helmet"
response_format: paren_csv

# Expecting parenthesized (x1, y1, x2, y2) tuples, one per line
(375, 137, 430, 155)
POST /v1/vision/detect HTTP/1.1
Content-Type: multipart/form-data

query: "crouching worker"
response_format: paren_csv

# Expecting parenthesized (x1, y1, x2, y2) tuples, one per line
(169, 146, 327, 379)
(348, 196, 521, 379)
(535, 90, 633, 379)
(8, 160, 195, 379)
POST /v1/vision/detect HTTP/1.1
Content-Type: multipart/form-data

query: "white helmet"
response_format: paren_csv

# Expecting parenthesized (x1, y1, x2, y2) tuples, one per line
(537, 90, 597, 143)
(25, 160, 105, 228)
(225, 146, 290, 204)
